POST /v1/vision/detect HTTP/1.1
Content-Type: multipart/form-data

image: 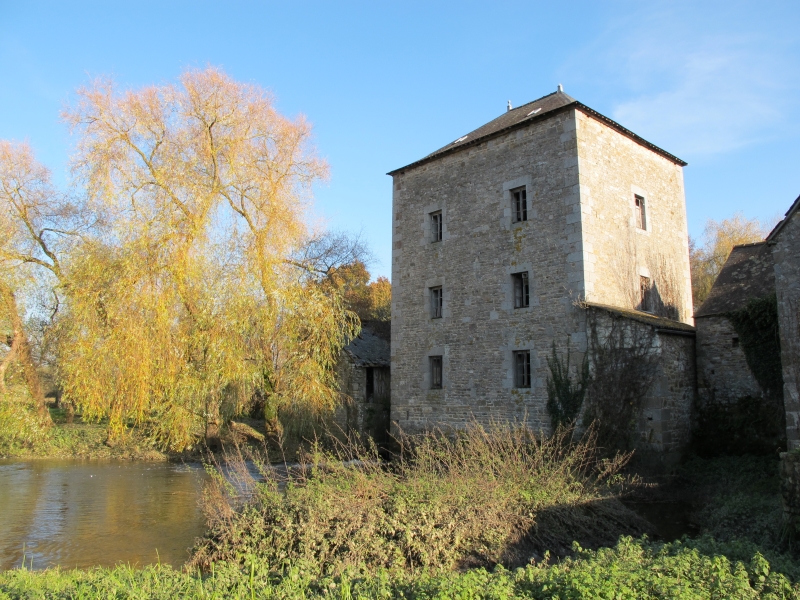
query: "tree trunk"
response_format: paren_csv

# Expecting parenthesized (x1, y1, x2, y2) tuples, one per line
(0, 282, 52, 425)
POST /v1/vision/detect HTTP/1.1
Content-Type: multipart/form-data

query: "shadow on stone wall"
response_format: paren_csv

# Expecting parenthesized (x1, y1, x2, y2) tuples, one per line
(693, 394, 786, 457)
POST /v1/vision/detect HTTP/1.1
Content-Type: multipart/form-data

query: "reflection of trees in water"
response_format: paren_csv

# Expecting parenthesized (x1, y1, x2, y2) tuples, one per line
(0, 462, 208, 569)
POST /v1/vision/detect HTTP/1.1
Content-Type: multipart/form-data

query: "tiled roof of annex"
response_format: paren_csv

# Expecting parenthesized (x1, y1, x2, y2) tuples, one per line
(388, 88, 687, 175)
(694, 242, 775, 318)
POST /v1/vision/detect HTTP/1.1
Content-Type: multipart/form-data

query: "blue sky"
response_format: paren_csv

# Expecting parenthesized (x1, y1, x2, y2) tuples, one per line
(1, 1, 798, 279)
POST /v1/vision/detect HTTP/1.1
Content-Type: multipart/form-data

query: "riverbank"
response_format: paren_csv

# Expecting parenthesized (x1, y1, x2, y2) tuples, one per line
(2, 536, 797, 599)
(2, 421, 798, 598)
(0, 405, 275, 462)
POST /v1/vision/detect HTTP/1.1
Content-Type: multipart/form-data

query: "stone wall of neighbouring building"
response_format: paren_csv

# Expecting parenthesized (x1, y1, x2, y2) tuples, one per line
(583, 303, 695, 459)
(694, 243, 776, 406)
(769, 198, 800, 449)
(696, 315, 762, 404)
(334, 324, 391, 443)
(576, 112, 694, 325)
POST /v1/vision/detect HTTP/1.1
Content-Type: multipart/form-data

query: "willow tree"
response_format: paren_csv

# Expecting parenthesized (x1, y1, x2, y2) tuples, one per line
(59, 67, 359, 449)
(0, 141, 82, 424)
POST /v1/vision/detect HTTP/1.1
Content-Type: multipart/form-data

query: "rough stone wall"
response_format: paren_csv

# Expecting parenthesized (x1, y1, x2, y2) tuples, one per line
(584, 307, 695, 457)
(334, 356, 391, 442)
(390, 110, 585, 433)
(390, 107, 691, 442)
(575, 111, 693, 324)
(773, 210, 800, 449)
(333, 355, 366, 433)
(695, 315, 763, 405)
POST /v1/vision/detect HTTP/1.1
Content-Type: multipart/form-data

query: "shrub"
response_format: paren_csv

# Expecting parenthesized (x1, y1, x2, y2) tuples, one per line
(190, 423, 647, 576)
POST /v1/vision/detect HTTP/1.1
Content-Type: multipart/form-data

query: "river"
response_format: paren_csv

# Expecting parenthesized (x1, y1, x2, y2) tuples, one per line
(0, 460, 209, 570)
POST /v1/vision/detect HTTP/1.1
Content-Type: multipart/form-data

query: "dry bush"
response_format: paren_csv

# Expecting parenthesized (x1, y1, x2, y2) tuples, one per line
(190, 423, 648, 576)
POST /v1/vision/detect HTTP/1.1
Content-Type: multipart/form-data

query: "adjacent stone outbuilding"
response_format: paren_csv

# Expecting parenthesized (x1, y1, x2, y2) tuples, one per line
(694, 242, 775, 405)
(767, 195, 800, 449)
(335, 322, 391, 444)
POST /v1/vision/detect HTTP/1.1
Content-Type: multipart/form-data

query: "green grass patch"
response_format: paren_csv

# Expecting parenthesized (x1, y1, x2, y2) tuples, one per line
(2, 537, 799, 599)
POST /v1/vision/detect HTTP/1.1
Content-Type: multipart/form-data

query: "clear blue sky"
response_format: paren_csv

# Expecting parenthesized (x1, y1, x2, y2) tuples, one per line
(2, 1, 798, 279)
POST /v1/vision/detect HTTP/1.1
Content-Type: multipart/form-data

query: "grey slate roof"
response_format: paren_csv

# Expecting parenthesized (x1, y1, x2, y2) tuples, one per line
(583, 301, 696, 333)
(343, 325, 390, 367)
(694, 242, 775, 318)
(388, 89, 687, 175)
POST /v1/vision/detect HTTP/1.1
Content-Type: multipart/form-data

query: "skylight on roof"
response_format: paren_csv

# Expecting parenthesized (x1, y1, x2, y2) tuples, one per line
(527, 108, 542, 116)
(454, 135, 468, 143)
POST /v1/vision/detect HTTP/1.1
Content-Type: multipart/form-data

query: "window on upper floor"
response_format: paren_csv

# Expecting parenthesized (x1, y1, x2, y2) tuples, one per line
(512, 272, 530, 308)
(635, 195, 647, 230)
(429, 356, 443, 389)
(430, 210, 443, 243)
(512, 186, 528, 223)
(639, 276, 653, 313)
(430, 286, 443, 319)
(514, 350, 531, 388)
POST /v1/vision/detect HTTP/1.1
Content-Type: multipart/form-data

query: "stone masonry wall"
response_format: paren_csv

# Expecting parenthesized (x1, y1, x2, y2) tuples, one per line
(584, 306, 695, 457)
(773, 210, 800, 448)
(575, 111, 693, 324)
(695, 315, 763, 405)
(390, 110, 585, 433)
(390, 107, 691, 440)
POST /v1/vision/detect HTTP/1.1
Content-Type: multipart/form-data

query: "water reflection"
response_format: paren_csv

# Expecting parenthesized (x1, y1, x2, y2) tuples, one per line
(0, 460, 208, 570)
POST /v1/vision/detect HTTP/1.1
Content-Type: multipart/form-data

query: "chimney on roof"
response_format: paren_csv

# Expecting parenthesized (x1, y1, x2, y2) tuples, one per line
(507, 100, 512, 112)
(557, 84, 563, 93)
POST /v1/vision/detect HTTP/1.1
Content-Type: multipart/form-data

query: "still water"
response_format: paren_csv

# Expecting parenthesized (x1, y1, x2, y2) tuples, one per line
(0, 460, 209, 570)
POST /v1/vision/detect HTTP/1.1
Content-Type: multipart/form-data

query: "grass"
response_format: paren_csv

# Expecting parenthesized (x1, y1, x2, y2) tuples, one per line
(1, 537, 799, 598)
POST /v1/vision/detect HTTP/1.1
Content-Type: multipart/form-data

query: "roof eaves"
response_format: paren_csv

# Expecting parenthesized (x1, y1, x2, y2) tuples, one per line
(582, 301, 696, 332)
(572, 103, 688, 167)
(766, 193, 800, 243)
(387, 102, 576, 176)
(387, 100, 687, 176)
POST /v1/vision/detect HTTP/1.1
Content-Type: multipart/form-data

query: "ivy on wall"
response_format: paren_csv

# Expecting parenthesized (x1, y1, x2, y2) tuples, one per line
(726, 294, 784, 400)
(545, 342, 589, 429)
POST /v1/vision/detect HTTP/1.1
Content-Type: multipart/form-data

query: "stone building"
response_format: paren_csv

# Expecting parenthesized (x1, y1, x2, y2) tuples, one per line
(388, 87, 695, 454)
(767, 195, 800, 449)
(335, 323, 391, 443)
(695, 242, 775, 404)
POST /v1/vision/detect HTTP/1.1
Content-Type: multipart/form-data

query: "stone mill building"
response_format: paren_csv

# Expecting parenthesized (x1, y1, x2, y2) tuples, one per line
(387, 87, 697, 457)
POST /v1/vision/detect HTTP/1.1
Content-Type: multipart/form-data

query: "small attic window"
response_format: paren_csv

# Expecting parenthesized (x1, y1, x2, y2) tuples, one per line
(454, 135, 468, 144)
(527, 108, 541, 116)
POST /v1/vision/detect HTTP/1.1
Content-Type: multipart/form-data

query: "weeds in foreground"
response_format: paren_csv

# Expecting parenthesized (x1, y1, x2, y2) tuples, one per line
(2, 537, 799, 599)
(191, 423, 649, 575)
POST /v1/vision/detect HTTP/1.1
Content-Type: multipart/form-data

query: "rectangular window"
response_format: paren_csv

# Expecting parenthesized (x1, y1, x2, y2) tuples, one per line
(365, 367, 375, 403)
(430, 211, 443, 243)
(512, 187, 528, 222)
(640, 276, 652, 312)
(512, 272, 530, 308)
(430, 286, 443, 319)
(430, 356, 443, 389)
(514, 350, 531, 388)
(635, 195, 647, 230)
